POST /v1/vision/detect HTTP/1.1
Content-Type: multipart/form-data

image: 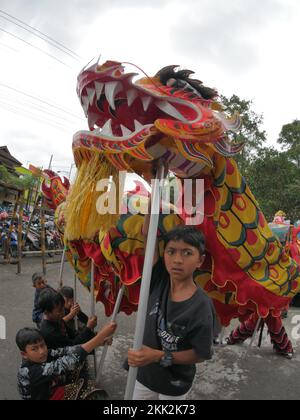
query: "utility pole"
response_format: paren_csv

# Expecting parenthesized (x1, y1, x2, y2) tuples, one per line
(68, 162, 75, 179)
(48, 155, 53, 171)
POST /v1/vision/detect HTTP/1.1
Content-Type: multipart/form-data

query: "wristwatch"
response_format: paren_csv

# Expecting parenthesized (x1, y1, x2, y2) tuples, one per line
(159, 351, 173, 368)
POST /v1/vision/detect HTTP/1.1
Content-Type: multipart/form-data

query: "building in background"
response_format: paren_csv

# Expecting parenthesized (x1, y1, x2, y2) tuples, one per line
(0, 146, 23, 205)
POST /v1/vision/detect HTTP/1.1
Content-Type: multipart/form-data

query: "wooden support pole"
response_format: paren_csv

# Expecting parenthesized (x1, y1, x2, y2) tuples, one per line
(40, 199, 46, 275)
(22, 180, 41, 249)
(22, 249, 64, 256)
(5, 192, 21, 262)
(45, 257, 65, 266)
(17, 193, 25, 274)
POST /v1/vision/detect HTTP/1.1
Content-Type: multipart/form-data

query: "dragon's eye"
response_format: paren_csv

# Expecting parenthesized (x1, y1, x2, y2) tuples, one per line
(166, 78, 197, 93)
(166, 78, 187, 90)
(166, 78, 178, 87)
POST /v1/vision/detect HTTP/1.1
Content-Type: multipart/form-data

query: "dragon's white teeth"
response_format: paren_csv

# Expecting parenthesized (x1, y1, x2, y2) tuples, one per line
(88, 113, 99, 129)
(142, 96, 152, 112)
(105, 82, 122, 111)
(81, 95, 89, 115)
(101, 119, 113, 136)
(155, 100, 186, 121)
(120, 125, 132, 136)
(86, 87, 96, 106)
(95, 82, 104, 100)
(134, 120, 144, 131)
(127, 89, 138, 107)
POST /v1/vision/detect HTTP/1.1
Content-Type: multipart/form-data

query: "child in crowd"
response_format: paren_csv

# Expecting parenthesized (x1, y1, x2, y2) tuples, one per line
(60, 286, 88, 333)
(39, 288, 97, 350)
(127, 225, 216, 400)
(32, 273, 50, 329)
(16, 323, 116, 400)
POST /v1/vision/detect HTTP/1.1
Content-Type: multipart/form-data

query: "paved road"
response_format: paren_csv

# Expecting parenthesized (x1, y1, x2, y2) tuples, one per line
(1, 257, 300, 400)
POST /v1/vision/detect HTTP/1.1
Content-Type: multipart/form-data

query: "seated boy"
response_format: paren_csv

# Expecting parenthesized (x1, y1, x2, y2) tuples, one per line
(60, 286, 88, 333)
(32, 273, 51, 329)
(39, 288, 97, 350)
(16, 323, 116, 400)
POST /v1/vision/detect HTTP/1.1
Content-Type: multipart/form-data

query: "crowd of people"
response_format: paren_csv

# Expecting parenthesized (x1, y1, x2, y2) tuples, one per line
(17, 273, 116, 400)
(16, 224, 216, 401)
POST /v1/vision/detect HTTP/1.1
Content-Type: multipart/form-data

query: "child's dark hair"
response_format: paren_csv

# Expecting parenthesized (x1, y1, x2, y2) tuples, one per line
(59, 286, 74, 300)
(164, 225, 206, 256)
(32, 272, 44, 286)
(38, 288, 65, 313)
(16, 328, 44, 352)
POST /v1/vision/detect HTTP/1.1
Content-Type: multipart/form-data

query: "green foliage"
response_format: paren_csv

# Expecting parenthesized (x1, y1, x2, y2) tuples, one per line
(221, 96, 300, 222)
(278, 120, 300, 166)
(246, 148, 300, 221)
(221, 95, 267, 174)
(0, 165, 35, 190)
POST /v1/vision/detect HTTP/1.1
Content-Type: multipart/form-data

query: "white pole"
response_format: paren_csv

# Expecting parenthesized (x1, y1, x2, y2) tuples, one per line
(48, 155, 53, 170)
(124, 165, 165, 400)
(90, 260, 95, 315)
(90, 260, 97, 376)
(74, 274, 78, 331)
(58, 248, 66, 288)
(248, 318, 262, 350)
(68, 163, 75, 179)
(219, 327, 226, 346)
(96, 285, 125, 384)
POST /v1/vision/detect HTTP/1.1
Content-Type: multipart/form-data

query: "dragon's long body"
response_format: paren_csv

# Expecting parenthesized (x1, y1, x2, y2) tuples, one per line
(43, 60, 300, 356)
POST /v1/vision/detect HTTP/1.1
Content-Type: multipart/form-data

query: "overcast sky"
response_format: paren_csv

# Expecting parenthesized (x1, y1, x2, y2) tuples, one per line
(0, 0, 299, 172)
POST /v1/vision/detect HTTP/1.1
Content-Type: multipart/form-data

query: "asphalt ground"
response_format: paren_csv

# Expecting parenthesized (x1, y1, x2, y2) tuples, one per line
(1, 257, 300, 400)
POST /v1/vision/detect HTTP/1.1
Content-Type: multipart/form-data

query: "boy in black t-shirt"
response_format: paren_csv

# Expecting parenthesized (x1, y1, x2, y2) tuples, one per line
(128, 225, 215, 400)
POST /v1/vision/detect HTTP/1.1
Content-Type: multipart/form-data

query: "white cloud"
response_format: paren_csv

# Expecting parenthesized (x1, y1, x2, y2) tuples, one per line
(0, 0, 299, 169)
(169, 0, 285, 72)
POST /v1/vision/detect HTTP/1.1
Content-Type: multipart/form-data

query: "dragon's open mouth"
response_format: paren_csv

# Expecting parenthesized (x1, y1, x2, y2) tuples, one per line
(73, 61, 242, 172)
(79, 77, 201, 140)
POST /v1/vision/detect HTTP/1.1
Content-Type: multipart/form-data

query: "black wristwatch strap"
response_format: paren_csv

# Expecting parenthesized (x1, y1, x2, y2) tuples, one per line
(159, 351, 173, 367)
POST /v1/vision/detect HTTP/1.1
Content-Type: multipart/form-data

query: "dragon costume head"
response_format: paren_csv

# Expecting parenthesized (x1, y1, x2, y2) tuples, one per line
(66, 60, 242, 241)
(74, 60, 242, 178)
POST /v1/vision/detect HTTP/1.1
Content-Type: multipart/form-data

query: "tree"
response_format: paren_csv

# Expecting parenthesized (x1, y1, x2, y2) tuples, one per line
(221, 95, 267, 175)
(278, 120, 300, 167)
(0, 165, 35, 190)
(246, 148, 300, 222)
(220, 99, 300, 221)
